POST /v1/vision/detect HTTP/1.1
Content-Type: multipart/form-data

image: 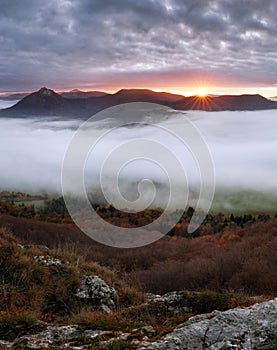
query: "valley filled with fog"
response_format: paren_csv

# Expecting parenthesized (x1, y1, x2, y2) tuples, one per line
(0, 99, 19, 109)
(1, 107, 277, 213)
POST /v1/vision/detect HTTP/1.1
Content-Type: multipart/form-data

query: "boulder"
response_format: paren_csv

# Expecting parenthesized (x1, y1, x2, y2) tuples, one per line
(76, 275, 118, 312)
(139, 299, 277, 349)
(145, 291, 192, 314)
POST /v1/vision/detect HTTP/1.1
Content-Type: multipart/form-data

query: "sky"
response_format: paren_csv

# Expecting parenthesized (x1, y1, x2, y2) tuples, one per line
(0, 0, 277, 96)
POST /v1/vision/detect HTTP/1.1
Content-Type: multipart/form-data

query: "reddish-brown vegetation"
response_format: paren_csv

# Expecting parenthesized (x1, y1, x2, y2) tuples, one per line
(0, 211, 276, 296)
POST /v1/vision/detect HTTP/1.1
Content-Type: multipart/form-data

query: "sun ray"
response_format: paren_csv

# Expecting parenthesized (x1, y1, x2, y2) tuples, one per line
(197, 88, 207, 98)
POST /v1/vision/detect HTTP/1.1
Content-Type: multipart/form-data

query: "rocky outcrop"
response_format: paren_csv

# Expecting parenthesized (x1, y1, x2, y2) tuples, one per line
(1, 300, 276, 349)
(2, 325, 156, 349)
(139, 299, 277, 349)
(145, 291, 192, 314)
(12, 326, 112, 349)
(76, 275, 118, 312)
(34, 255, 62, 266)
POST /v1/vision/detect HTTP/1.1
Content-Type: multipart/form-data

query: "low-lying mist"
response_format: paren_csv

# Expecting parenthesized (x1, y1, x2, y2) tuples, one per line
(1, 108, 277, 213)
(0, 99, 20, 109)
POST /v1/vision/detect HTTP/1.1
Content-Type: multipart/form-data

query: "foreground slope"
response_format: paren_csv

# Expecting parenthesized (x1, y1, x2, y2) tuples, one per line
(0, 226, 276, 349)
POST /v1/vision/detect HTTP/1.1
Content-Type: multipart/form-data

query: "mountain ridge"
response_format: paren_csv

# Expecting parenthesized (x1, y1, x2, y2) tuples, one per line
(60, 89, 108, 99)
(1, 87, 277, 118)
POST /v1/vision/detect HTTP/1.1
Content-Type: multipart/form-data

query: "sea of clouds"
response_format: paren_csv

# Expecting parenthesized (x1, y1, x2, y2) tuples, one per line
(0, 99, 20, 109)
(1, 104, 277, 212)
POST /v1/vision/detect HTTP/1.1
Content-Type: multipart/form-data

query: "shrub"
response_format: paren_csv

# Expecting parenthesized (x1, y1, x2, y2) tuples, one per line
(0, 228, 80, 319)
(117, 285, 144, 308)
(186, 290, 251, 314)
(0, 313, 38, 341)
(72, 311, 131, 331)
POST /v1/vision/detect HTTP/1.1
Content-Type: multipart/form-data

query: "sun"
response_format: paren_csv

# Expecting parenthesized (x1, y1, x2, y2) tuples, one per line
(197, 89, 207, 98)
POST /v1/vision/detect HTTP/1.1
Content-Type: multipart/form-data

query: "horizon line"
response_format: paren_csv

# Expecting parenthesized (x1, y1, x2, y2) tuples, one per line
(0, 86, 276, 99)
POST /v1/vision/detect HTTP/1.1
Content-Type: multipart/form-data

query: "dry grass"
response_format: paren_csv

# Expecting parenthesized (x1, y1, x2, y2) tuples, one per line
(0, 227, 144, 323)
(0, 225, 269, 344)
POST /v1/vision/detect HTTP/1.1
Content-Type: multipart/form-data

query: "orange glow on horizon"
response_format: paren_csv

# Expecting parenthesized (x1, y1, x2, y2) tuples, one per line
(1, 85, 277, 99)
(196, 88, 208, 98)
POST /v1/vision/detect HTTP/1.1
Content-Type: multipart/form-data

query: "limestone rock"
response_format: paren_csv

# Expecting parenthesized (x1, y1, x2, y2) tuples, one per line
(76, 275, 118, 312)
(33, 255, 62, 266)
(14, 325, 110, 349)
(16, 325, 79, 348)
(141, 325, 156, 336)
(139, 299, 277, 349)
(0, 339, 13, 349)
(145, 291, 192, 314)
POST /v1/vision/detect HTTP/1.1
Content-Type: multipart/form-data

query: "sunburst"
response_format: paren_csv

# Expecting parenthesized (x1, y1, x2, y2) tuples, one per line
(197, 89, 207, 98)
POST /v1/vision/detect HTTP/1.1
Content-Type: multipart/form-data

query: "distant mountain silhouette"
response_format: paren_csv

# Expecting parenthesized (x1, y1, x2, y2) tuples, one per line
(0, 92, 30, 100)
(0, 89, 108, 101)
(174, 94, 277, 111)
(2, 87, 71, 116)
(60, 89, 108, 99)
(112, 89, 184, 103)
(1, 87, 277, 118)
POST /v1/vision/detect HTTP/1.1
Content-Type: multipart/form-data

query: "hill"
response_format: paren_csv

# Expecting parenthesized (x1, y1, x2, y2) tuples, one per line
(0, 222, 276, 349)
(1, 87, 277, 118)
(0, 195, 276, 347)
(60, 88, 108, 99)
(175, 93, 277, 111)
(1, 203, 276, 296)
(1, 87, 83, 117)
(0, 92, 30, 100)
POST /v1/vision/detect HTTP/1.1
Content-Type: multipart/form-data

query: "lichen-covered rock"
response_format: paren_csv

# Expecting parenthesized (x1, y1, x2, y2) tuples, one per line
(17, 325, 79, 348)
(139, 299, 277, 350)
(34, 255, 62, 266)
(145, 291, 192, 314)
(76, 275, 118, 312)
(14, 325, 111, 349)
(141, 325, 156, 336)
(0, 339, 13, 350)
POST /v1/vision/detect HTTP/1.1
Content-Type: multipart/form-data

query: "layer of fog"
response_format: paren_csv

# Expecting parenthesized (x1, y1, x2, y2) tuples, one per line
(1, 108, 277, 212)
(0, 99, 19, 109)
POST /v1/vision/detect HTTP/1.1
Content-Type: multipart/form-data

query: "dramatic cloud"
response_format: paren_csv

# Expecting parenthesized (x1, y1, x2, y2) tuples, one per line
(0, 0, 277, 93)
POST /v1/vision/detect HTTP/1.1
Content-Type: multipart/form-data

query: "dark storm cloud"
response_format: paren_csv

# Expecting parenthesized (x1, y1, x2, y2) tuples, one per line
(0, 0, 276, 91)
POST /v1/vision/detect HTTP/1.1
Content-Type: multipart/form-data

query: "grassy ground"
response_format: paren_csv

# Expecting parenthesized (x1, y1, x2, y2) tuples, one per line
(0, 226, 266, 346)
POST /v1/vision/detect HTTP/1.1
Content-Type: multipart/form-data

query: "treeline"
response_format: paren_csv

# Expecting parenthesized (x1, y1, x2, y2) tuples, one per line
(0, 197, 72, 223)
(0, 195, 275, 238)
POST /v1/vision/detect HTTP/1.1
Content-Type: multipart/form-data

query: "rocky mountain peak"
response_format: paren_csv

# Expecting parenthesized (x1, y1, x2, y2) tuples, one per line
(70, 89, 82, 93)
(37, 87, 56, 96)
